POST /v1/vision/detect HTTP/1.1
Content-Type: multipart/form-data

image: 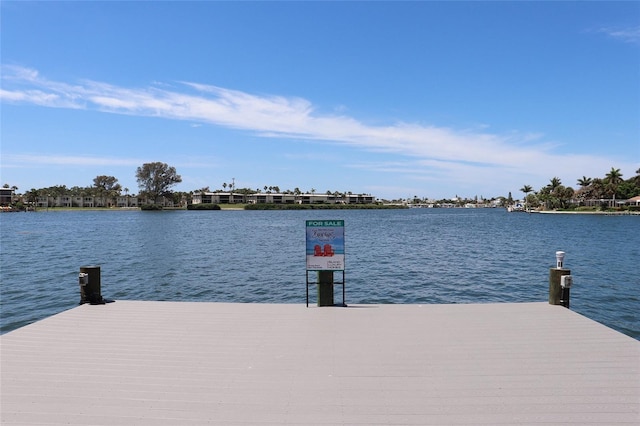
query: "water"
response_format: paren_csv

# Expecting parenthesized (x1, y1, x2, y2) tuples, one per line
(1, 208, 638, 339)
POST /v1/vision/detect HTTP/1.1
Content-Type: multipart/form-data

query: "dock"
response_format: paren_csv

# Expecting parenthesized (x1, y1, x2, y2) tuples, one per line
(1, 301, 638, 424)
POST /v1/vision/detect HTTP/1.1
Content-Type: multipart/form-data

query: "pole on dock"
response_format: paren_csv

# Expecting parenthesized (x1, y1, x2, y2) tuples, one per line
(79, 265, 105, 305)
(317, 271, 334, 306)
(549, 251, 572, 308)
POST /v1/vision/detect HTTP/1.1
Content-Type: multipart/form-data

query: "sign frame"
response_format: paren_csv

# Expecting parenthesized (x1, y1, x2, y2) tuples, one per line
(305, 219, 345, 271)
(305, 219, 346, 307)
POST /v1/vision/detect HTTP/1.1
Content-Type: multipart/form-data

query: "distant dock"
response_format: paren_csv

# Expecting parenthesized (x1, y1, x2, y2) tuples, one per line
(535, 210, 640, 215)
(1, 302, 638, 425)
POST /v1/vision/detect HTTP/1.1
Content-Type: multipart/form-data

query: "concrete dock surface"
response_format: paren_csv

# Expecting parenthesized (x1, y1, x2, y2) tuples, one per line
(1, 301, 638, 425)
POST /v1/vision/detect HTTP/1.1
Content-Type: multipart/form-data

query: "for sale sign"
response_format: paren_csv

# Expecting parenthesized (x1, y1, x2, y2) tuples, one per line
(305, 220, 345, 271)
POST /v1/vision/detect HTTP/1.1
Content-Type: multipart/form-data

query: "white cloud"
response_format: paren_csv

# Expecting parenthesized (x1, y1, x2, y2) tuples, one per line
(1, 65, 634, 196)
(2, 153, 222, 170)
(2, 65, 39, 81)
(1, 66, 540, 170)
(596, 26, 640, 44)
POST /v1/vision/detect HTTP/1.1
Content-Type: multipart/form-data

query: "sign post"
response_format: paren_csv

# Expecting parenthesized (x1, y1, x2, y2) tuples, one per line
(305, 220, 345, 307)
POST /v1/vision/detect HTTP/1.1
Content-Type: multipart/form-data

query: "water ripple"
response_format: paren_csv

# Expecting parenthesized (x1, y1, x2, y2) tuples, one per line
(1, 209, 638, 339)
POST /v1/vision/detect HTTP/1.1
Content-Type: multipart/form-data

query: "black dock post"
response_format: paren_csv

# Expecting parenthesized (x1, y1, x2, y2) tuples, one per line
(317, 271, 334, 306)
(79, 265, 105, 305)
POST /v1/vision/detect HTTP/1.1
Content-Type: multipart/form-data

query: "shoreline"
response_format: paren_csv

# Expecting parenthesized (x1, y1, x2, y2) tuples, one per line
(4, 206, 639, 215)
(534, 210, 640, 215)
(4, 204, 408, 212)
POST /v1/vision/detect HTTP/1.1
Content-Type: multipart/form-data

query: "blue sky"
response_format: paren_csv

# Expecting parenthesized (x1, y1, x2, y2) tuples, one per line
(1, 1, 638, 200)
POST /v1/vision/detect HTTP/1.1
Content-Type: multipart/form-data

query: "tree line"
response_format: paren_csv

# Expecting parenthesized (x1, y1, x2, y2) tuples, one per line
(3, 161, 372, 207)
(519, 167, 640, 210)
(4, 162, 183, 207)
(5, 163, 638, 210)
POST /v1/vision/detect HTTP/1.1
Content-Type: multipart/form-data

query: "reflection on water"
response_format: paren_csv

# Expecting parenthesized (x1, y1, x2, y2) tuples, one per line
(1, 208, 638, 339)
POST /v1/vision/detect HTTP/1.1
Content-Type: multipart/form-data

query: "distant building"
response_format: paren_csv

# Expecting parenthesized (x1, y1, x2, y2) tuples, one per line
(245, 193, 297, 204)
(344, 194, 375, 204)
(192, 192, 246, 205)
(0, 188, 14, 206)
(116, 196, 139, 207)
(627, 195, 640, 206)
(193, 191, 376, 205)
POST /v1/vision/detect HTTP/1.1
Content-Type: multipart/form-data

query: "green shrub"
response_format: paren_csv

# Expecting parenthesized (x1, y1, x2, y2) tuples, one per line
(243, 203, 405, 210)
(187, 203, 221, 210)
(140, 204, 163, 211)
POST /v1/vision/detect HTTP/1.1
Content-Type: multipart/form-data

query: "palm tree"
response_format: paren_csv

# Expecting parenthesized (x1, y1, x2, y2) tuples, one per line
(574, 177, 592, 204)
(590, 178, 605, 199)
(605, 167, 623, 202)
(25, 188, 41, 209)
(520, 185, 533, 209)
(549, 177, 562, 190)
(577, 176, 592, 188)
(560, 186, 575, 209)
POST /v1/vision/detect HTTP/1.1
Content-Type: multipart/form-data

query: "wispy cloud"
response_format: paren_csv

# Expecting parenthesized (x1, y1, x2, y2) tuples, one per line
(1, 65, 632, 192)
(2, 153, 221, 170)
(0, 65, 547, 165)
(595, 26, 640, 44)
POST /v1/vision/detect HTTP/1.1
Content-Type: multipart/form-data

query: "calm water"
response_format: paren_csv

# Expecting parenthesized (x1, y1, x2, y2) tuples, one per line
(1, 208, 638, 339)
